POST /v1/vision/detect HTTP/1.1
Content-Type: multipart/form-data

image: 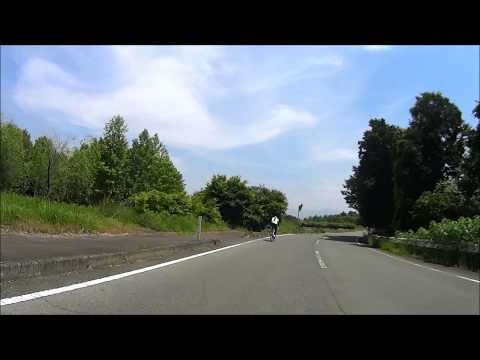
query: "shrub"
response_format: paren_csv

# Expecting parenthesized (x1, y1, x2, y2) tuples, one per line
(400, 216, 480, 243)
(129, 190, 192, 215)
(191, 191, 223, 224)
(411, 180, 467, 229)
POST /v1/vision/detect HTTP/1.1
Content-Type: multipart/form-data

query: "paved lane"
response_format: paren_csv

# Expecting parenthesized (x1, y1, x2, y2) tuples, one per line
(2, 232, 478, 314)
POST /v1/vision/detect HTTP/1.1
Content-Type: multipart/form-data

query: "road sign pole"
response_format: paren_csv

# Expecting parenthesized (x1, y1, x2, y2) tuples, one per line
(197, 216, 202, 240)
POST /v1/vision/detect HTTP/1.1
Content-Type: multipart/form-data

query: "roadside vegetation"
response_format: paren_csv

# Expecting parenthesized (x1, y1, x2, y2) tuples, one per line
(0, 115, 298, 234)
(342, 94, 479, 235)
(301, 211, 361, 231)
(0, 192, 228, 234)
(398, 216, 480, 244)
(368, 217, 480, 271)
(342, 93, 479, 269)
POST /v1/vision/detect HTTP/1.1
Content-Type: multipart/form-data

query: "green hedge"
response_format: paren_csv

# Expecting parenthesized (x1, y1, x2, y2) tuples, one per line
(398, 216, 480, 243)
(370, 217, 480, 271)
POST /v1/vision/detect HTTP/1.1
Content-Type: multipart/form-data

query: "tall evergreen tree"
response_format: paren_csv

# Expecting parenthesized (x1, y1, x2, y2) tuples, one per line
(126, 129, 184, 196)
(96, 116, 129, 202)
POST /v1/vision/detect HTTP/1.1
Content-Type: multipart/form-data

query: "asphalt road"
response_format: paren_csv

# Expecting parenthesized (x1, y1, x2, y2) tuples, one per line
(1, 232, 479, 314)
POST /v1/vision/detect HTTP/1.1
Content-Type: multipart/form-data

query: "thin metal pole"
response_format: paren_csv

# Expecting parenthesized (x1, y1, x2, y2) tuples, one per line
(197, 216, 202, 240)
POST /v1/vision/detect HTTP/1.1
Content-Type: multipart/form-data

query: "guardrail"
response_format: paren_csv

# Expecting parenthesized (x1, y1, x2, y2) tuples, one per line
(369, 235, 479, 271)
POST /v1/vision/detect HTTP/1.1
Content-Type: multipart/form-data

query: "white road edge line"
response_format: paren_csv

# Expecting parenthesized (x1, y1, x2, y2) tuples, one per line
(457, 276, 480, 284)
(1, 234, 295, 306)
(369, 248, 480, 284)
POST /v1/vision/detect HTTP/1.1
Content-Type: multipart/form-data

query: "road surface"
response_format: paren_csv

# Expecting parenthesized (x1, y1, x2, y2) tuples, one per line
(1, 232, 478, 314)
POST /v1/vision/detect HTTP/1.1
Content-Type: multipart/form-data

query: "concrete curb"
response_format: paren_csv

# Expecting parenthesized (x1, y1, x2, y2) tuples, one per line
(1, 238, 226, 281)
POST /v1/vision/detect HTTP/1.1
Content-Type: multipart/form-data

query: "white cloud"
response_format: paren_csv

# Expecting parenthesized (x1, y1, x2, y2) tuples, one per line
(239, 54, 344, 94)
(362, 45, 392, 51)
(14, 46, 323, 150)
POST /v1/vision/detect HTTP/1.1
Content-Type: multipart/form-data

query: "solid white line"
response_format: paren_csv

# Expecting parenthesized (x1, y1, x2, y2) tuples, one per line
(369, 248, 479, 284)
(1, 234, 295, 306)
(457, 276, 480, 284)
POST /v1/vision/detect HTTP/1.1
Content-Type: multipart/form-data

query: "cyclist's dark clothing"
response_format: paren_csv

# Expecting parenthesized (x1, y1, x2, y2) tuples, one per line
(272, 223, 278, 235)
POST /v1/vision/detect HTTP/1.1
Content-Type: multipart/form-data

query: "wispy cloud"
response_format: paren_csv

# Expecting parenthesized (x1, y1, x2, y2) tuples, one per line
(362, 45, 392, 51)
(13, 46, 324, 150)
(239, 55, 344, 94)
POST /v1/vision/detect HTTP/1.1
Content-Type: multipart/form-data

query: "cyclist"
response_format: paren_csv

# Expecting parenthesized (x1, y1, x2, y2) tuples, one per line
(271, 215, 279, 239)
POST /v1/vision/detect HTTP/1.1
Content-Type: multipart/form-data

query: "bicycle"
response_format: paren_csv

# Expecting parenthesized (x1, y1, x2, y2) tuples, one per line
(264, 224, 276, 242)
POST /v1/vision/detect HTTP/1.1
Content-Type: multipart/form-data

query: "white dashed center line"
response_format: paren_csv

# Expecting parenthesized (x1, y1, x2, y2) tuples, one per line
(314, 249, 328, 269)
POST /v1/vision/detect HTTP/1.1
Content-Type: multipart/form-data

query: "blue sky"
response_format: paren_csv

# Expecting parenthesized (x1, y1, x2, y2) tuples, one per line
(1, 45, 478, 216)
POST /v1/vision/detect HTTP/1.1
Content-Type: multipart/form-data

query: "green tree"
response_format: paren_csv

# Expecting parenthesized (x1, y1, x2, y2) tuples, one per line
(0, 121, 27, 192)
(242, 185, 288, 230)
(408, 92, 468, 186)
(126, 129, 184, 196)
(393, 92, 469, 230)
(342, 119, 400, 231)
(60, 139, 102, 204)
(191, 191, 223, 224)
(96, 116, 129, 202)
(21, 129, 33, 162)
(411, 180, 466, 228)
(392, 131, 423, 230)
(203, 175, 252, 227)
(342, 166, 360, 211)
(459, 102, 480, 216)
(459, 103, 480, 195)
(29, 136, 53, 196)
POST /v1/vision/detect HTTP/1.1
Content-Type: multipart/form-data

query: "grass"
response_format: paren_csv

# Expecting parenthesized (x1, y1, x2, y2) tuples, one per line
(278, 218, 304, 234)
(378, 240, 410, 256)
(0, 192, 228, 234)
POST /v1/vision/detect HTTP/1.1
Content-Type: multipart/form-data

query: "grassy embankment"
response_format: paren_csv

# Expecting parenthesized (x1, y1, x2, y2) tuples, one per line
(0, 192, 228, 234)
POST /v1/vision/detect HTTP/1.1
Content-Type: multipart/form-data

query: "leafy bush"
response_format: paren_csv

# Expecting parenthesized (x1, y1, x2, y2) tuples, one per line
(411, 180, 466, 228)
(190, 191, 223, 224)
(201, 175, 288, 230)
(129, 190, 192, 215)
(202, 175, 253, 227)
(399, 216, 480, 243)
